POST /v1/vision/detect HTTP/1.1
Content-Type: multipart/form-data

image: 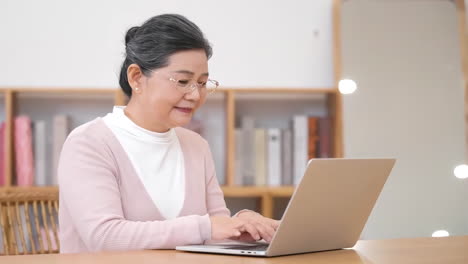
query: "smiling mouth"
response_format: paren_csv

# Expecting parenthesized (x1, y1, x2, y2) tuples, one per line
(174, 106, 193, 113)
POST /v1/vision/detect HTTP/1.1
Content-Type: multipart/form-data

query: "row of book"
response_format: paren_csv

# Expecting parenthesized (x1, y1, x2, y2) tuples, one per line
(0, 114, 332, 187)
(235, 115, 332, 186)
(0, 115, 70, 186)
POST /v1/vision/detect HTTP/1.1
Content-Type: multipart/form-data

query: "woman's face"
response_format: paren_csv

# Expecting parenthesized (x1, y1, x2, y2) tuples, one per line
(137, 49, 209, 131)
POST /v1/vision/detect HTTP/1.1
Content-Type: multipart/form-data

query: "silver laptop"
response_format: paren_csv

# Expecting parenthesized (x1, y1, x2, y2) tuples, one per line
(176, 158, 396, 257)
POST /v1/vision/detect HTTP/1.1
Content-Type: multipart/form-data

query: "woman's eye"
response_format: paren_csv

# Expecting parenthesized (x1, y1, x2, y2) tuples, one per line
(199, 82, 207, 86)
(178, 80, 190, 85)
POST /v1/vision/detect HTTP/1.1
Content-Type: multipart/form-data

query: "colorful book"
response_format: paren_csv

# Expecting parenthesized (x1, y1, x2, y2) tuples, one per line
(14, 116, 34, 186)
(308, 117, 319, 160)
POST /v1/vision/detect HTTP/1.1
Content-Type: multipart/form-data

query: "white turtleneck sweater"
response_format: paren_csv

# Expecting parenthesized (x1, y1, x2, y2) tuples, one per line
(102, 106, 185, 220)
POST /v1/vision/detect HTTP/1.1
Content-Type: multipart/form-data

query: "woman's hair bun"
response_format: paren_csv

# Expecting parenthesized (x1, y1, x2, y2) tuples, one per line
(125, 26, 140, 45)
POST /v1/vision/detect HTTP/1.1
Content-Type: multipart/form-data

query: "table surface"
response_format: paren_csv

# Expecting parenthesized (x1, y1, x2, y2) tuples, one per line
(1, 236, 468, 264)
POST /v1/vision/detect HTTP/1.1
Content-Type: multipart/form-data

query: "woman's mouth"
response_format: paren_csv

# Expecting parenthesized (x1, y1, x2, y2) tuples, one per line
(174, 106, 193, 114)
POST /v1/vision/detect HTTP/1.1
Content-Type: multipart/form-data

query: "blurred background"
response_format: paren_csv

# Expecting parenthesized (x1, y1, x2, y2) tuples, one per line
(0, 0, 466, 243)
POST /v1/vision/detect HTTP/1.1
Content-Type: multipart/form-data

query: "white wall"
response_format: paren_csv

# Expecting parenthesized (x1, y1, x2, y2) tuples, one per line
(342, 0, 468, 239)
(0, 0, 334, 88)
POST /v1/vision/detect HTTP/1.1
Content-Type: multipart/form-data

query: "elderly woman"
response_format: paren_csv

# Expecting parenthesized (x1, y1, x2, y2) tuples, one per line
(58, 14, 279, 253)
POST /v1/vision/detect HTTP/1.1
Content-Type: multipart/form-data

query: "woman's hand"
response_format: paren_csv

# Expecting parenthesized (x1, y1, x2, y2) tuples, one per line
(209, 215, 243, 240)
(209, 213, 280, 242)
(233, 211, 281, 243)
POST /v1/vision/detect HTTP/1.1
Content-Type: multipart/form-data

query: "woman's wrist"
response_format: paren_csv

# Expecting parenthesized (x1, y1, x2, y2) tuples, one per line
(233, 209, 259, 218)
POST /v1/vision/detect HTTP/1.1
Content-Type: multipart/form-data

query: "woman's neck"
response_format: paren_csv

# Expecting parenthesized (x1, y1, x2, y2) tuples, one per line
(123, 102, 170, 133)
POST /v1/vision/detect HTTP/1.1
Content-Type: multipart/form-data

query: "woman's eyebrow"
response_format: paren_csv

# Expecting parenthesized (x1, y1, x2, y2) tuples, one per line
(173, 70, 209, 76)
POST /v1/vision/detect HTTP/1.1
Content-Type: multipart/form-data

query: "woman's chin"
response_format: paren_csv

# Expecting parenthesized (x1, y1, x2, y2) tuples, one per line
(172, 116, 192, 128)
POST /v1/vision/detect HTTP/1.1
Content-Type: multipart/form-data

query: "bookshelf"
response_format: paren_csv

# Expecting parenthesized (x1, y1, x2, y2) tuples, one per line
(0, 86, 343, 218)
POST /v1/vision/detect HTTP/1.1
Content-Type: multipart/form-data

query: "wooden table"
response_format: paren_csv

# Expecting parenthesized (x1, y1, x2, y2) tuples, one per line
(1, 236, 467, 264)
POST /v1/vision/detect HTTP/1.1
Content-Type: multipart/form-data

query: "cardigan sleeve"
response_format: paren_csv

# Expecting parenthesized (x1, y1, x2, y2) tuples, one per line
(203, 140, 231, 217)
(58, 131, 211, 252)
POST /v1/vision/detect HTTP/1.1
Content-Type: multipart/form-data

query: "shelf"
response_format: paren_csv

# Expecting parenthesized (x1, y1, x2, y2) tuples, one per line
(221, 186, 295, 198)
(0, 88, 117, 94)
(0, 186, 59, 193)
(219, 87, 338, 94)
(0, 186, 295, 198)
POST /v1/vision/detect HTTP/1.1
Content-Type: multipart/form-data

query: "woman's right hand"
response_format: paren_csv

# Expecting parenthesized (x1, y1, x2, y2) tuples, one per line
(209, 215, 244, 240)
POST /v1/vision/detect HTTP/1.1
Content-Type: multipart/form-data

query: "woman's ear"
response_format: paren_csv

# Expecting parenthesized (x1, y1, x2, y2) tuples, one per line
(127, 64, 143, 93)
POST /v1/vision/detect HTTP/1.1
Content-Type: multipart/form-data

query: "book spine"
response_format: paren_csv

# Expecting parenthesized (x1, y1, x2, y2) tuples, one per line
(14, 116, 35, 186)
(319, 117, 332, 158)
(308, 117, 319, 160)
(241, 116, 255, 186)
(34, 120, 47, 186)
(234, 129, 244, 185)
(281, 129, 293, 185)
(254, 128, 267, 186)
(267, 128, 281, 186)
(293, 116, 308, 185)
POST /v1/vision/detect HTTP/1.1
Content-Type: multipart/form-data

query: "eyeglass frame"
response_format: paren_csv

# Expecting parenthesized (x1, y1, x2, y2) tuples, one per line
(145, 69, 219, 95)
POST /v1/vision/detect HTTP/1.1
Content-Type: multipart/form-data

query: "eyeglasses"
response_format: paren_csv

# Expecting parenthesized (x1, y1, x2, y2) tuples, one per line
(168, 76, 219, 95)
(150, 70, 219, 95)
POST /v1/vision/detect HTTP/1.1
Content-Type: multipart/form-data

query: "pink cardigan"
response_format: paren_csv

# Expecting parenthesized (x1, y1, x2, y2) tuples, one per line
(58, 118, 230, 253)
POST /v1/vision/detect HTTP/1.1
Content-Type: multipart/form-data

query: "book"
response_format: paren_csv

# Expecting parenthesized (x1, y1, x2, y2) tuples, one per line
(14, 116, 35, 186)
(52, 115, 70, 185)
(281, 129, 293, 185)
(234, 129, 244, 185)
(318, 117, 332, 158)
(33, 120, 47, 186)
(308, 117, 319, 160)
(254, 128, 267, 186)
(293, 115, 308, 185)
(241, 116, 255, 186)
(267, 128, 281, 186)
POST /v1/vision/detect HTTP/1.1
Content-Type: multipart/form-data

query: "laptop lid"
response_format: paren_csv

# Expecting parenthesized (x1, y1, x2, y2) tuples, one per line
(266, 158, 395, 256)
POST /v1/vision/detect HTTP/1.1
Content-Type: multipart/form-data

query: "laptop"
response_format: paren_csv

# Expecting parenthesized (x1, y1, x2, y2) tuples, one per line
(176, 158, 396, 257)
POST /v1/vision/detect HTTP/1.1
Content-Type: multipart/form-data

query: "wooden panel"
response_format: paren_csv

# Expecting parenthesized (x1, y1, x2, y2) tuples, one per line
(0, 88, 117, 94)
(14, 201, 27, 254)
(332, 0, 342, 84)
(270, 187, 295, 197)
(222, 186, 294, 197)
(222, 88, 337, 94)
(331, 0, 344, 158)
(225, 91, 236, 186)
(114, 90, 128, 106)
(261, 193, 273, 219)
(327, 93, 344, 158)
(0, 203, 10, 254)
(0, 186, 59, 194)
(4, 90, 14, 187)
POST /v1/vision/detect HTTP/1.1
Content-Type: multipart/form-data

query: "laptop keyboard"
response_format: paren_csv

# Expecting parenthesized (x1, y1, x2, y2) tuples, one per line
(225, 244, 269, 251)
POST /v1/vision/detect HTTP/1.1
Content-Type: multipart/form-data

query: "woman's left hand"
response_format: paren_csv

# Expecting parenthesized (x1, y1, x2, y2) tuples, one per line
(233, 211, 281, 243)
